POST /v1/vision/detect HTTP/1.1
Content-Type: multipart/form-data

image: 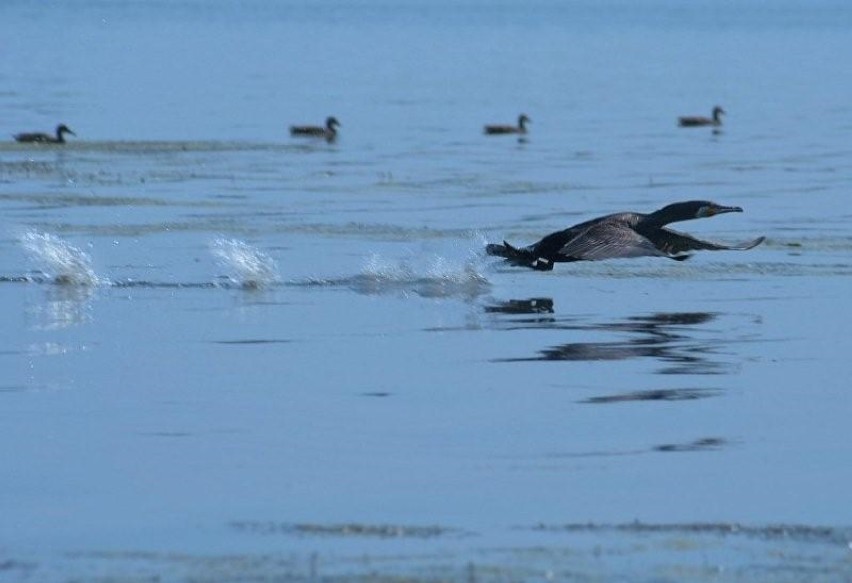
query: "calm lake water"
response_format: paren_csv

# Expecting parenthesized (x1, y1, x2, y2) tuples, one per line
(2, 1, 851, 581)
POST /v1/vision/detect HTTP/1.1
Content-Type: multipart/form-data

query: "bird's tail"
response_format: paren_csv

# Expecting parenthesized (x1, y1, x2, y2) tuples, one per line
(485, 241, 553, 271)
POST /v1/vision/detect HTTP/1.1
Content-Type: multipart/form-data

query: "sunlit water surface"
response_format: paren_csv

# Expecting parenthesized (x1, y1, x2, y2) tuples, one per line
(1, 1, 851, 581)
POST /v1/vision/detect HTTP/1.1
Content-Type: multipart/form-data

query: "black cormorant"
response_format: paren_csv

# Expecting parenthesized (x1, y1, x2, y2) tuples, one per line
(486, 200, 764, 271)
(485, 114, 530, 135)
(14, 124, 76, 144)
(678, 106, 725, 127)
(290, 116, 340, 141)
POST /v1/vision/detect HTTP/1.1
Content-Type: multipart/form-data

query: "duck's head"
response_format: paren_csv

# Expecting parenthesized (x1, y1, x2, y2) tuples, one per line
(326, 116, 341, 130)
(57, 124, 75, 136)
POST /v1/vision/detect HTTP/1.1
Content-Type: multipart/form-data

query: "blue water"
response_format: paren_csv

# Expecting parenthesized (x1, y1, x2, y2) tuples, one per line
(2, 1, 852, 580)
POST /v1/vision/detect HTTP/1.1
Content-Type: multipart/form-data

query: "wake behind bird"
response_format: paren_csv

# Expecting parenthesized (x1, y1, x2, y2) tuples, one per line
(293, 248, 491, 300)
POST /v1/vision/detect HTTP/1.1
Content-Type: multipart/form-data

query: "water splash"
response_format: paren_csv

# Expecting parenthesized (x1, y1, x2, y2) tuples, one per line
(295, 236, 490, 299)
(20, 231, 101, 286)
(210, 238, 279, 289)
(351, 252, 490, 299)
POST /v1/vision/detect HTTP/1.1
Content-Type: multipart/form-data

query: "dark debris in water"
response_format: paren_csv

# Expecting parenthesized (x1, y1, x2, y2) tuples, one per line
(543, 435, 730, 460)
(581, 388, 723, 404)
(654, 436, 728, 452)
(229, 521, 461, 539)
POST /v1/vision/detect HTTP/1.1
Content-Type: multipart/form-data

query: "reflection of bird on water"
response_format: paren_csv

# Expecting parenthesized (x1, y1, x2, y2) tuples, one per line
(14, 124, 76, 144)
(678, 106, 725, 127)
(484, 114, 530, 135)
(486, 200, 764, 271)
(495, 311, 729, 375)
(289, 116, 340, 141)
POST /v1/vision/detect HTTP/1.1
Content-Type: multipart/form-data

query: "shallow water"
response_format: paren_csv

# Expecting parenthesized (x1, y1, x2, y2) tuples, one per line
(2, 1, 852, 581)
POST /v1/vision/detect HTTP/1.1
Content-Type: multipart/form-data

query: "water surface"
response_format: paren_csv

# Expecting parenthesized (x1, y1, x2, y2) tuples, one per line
(1, 1, 851, 580)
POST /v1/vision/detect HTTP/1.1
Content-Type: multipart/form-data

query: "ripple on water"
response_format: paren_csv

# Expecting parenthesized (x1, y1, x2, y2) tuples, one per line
(229, 521, 462, 539)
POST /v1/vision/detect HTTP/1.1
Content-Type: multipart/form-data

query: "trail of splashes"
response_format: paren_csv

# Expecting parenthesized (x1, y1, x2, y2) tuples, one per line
(20, 231, 102, 286)
(210, 238, 279, 289)
(354, 252, 490, 298)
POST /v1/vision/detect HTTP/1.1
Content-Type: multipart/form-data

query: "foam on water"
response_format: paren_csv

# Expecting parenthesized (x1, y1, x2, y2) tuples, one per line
(210, 238, 279, 289)
(20, 231, 102, 286)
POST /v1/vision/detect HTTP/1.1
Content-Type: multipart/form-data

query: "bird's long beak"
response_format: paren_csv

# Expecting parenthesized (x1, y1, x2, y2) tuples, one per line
(717, 205, 743, 214)
(703, 204, 742, 218)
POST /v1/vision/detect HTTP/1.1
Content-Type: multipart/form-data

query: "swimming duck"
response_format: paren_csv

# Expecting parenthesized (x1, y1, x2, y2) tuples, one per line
(289, 116, 340, 141)
(484, 114, 530, 135)
(486, 200, 764, 271)
(678, 106, 725, 127)
(14, 124, 76, 144)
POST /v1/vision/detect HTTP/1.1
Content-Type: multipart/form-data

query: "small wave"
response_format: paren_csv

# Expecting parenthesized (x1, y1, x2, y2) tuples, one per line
(210, 238, 279, 289)
(110, 280, 221, 290)
(19, 231, 102, 286)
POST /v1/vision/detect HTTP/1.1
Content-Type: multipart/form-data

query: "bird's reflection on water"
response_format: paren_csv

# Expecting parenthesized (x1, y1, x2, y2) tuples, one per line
(486, 299, 745, 375)
(483, 297, 554, 315)
(27, 281, 97, 331)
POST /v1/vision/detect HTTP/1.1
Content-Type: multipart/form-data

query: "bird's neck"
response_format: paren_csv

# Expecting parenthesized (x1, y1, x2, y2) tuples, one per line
(643, 207, 688, 228)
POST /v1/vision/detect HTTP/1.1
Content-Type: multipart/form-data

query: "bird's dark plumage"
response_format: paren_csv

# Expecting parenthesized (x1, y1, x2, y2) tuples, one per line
(484, 114, 530, 135)
(678, 106, 725, 127)
(290, 116, 340, 141)
(14, 124, 75, 144)
(486, 200, 764, 271)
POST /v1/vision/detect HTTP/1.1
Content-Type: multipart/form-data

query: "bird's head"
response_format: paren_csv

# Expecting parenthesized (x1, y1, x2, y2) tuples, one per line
(654, 201, 743, 222)
(694, 201, 743, 218)
(57, 124, 75, 136)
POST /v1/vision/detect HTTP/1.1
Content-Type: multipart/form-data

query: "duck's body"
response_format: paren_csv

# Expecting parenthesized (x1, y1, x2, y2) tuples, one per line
(290, 116, 340, 141)
(486, 200, 764, 271)
(14, 124, 75, 144)
(484, 114, 530, 135)
(678, 106, 725, 127)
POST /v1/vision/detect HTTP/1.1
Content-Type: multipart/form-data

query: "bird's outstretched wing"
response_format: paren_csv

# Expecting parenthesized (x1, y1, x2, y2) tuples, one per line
(556, 222, 670, 261)
(647, 227, 765, 255)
